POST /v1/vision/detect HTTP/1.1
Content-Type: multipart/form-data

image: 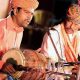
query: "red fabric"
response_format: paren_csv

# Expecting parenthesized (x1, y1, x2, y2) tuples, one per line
(0, 61, 4, 69)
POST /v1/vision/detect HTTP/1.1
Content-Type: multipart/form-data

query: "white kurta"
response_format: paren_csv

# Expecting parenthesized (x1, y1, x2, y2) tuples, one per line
(41, 24, 80, 80)
(41, 24, 80, 62)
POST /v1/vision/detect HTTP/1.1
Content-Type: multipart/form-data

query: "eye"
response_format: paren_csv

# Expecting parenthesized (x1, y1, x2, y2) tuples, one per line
(23, 10, 29, 13)
(24, 10, 33, 15)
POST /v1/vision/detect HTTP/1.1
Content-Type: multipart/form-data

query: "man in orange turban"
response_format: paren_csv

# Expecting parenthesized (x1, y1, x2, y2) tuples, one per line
(0, 0, 39, 79)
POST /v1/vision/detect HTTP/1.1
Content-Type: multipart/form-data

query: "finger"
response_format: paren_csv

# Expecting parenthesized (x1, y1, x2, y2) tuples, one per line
(30, 70, 38, 80)
(5, 65, 14, 73)
(4, 65, 15, 74)
(40, 73, 46, 80)
(36, 71, 46, 80)
(20, 71, 32, 80)
(9, 65, 16, 73)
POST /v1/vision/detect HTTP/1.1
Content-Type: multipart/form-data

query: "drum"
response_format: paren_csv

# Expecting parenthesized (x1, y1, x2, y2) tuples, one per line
(76, 66, 80, 80)
(2, 48, 48, 79)
(19, 49, 48, 80)
(2, 48, 25, 79)
(22, 49, 48, 69)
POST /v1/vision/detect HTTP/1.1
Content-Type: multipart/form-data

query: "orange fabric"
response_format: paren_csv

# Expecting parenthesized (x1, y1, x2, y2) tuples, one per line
(0, 16, 23, 54)
(6, 17, 24, 32)
(61, 23, 78, 62)
(11, 0, 39, 10)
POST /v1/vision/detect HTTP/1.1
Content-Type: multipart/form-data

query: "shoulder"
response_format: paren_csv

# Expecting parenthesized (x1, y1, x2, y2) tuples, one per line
(0, 18, 7, 37)
(0, 18, 6, 27)
(44, 24, 61, 39)
(49, 24, 61, 33)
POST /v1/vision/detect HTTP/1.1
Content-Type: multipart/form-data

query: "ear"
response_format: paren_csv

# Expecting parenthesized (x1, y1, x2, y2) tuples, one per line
(13, 8, 18, 15)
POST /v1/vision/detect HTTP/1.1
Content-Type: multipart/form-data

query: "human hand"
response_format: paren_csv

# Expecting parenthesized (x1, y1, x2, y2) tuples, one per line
(71, 65, 79, 74)
(1, 63, 16, 75)
(20, 68, 46, 80)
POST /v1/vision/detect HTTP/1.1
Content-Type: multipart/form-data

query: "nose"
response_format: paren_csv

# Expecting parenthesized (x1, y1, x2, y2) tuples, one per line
(27, 14, 33, 20)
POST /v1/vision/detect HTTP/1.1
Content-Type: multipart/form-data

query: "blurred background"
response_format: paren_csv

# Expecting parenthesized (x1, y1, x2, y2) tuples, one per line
(21, 0, 54, 50)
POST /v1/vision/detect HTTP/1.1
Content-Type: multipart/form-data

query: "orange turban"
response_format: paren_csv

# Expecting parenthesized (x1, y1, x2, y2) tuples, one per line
(11, 0, 39, 10)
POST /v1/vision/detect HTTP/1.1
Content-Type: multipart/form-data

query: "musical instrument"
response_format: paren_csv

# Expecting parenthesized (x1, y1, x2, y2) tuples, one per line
(19, 49, 48, 80)
(2, 48, 25, 78)
(52, 62, 80, 80)
(2, 48, 48, 79)
(46, 61, 80, 80)
(2, 48, 80, 80)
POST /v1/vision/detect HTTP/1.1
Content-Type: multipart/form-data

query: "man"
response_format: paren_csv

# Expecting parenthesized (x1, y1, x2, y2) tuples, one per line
(0, 0, 39, 55)
(41, 0, 80, 80)
(0, 0, 39, 79)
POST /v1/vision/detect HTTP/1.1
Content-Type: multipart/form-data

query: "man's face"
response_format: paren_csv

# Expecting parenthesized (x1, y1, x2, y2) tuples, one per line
(68, 4, 80, 23)
(15, 8, 34, 28)
(67, 4, 80, 30)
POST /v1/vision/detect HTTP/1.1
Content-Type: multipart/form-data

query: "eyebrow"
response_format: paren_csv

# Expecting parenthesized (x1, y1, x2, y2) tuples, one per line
(24, 10, 34, 15)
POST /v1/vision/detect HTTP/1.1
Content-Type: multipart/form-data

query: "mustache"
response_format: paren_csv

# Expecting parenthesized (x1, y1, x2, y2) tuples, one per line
(24, 19, 31, 23)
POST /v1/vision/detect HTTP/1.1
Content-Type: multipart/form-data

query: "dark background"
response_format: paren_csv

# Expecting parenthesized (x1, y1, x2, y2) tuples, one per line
(21, 0, 54, 50)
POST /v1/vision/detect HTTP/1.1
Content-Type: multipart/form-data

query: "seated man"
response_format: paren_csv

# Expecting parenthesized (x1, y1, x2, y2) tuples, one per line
(0, 0, 39, 79)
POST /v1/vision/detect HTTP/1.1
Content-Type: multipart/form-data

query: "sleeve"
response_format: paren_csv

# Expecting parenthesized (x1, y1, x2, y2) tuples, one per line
(0, 26, 4, 40)
(41, 33, 49, 57)
(0, 23, 5, 56)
